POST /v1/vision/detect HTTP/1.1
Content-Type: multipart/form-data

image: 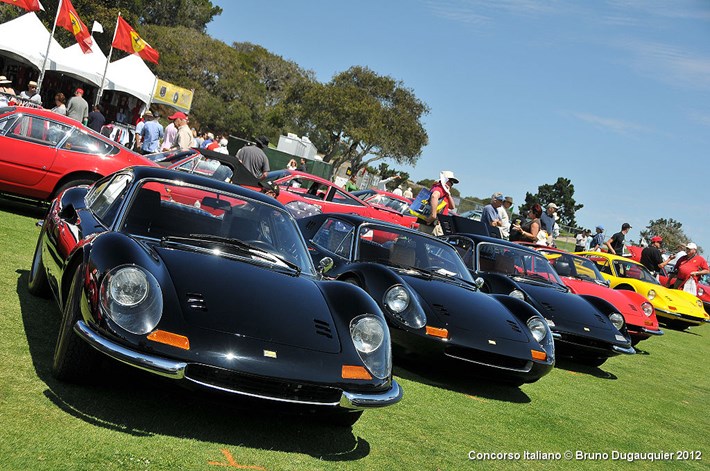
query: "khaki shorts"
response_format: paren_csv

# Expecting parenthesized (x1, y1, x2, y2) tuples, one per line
(418, 220, 443, 237)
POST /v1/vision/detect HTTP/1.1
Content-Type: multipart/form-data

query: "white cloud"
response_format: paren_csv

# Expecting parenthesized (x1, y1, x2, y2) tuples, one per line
(571, 112, 648, 135)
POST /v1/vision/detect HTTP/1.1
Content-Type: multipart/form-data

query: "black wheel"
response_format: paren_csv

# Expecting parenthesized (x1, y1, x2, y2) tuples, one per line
(52, 268, 98, 381)
(52, 178, 95, 199)
(28, 229, 50, 297)
(328, 410, 363, 427)
(576, 356, 607, 367)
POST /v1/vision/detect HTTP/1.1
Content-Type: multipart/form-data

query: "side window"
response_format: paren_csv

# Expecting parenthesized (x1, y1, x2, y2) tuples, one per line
(329, 188, 362, 206)
(62, 130, 115, 154)
(88, 173, 133, 226)
(596, 259, 612, 275)
(0, 115, 18, 134)
(312, 218, 355, 257)
(8, 116, 71, 146)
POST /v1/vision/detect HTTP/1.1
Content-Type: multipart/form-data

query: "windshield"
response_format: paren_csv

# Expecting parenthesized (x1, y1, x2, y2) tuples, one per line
(119, 179, 316, 275)
(365, 194, 410, 214)
(144, 149, 197, 165)
(476, 242, 563, 284)
(355, 224, 473, 281)
(541, 251, 606, 282)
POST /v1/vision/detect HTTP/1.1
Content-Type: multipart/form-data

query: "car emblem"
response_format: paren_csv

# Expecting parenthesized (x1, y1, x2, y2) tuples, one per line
(488, 339, 497, 345)
(583, 327, 590, 331)
(263, 350, 277, 358)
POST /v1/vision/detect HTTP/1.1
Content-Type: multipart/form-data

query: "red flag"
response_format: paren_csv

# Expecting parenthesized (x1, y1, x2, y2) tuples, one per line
(112, 16, 159, 64)
(0, 0, 42, 11)
(56, 0, 93, 53)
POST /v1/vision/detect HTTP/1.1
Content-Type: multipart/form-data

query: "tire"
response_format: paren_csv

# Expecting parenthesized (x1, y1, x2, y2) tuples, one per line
(52, 178, 95, 199)
(52, 268, 98, 381)
(663, 320, 690, 331)
(28, 229, 50, 297)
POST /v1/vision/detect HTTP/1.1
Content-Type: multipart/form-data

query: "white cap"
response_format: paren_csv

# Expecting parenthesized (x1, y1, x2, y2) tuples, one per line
(219, 138, 228, 146)
(686, 242, 697, 250)
(547, 202, 558, 210)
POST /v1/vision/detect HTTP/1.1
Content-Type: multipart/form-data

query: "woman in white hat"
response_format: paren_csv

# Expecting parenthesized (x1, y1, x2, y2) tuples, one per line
(0, 76, 16, 107)
(415, 170, 459, 236)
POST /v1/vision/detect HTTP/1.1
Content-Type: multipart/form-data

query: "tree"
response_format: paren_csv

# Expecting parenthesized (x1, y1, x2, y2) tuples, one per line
(639, 218, 700, 253)
(376, 163, 409, 192)
(284, 66, 429, 177)
(518, 177, 583, 227)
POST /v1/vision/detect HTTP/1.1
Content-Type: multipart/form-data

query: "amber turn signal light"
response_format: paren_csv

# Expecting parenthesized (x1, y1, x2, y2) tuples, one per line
(341, 365, 372, 380)
(426, 326, 449, 339)
(531, 350, 547, 361)
(147, 330, 190, 350)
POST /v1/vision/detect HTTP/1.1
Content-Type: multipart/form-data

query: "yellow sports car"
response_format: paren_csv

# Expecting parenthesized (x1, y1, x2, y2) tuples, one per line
(576, 252, 709, 329)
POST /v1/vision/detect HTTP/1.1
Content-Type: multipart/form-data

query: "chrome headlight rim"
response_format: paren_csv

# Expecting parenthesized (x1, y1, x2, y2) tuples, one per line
(349, 314, 391, 380)
(609, 312, 625, 330)
(99, 264, 163, 335)
(526, 316, 548, 343)
(641, 302, 653, 317)
(383, 284, 426, 329)
(509, 289, 525, 301)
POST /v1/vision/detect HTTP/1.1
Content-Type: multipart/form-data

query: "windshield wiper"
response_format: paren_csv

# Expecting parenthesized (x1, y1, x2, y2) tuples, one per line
(161, 234, 302, 275)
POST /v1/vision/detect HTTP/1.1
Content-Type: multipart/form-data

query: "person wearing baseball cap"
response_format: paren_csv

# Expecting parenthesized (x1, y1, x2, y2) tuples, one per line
(170, 112, 195, 150)
(66, 87, 89, 124)
(540, 202, 558, 236)
(640, 235, 672, 277)
(605, 222, 632, 256)
(667, 242, 709, 293)
(588, 225, 605, 251)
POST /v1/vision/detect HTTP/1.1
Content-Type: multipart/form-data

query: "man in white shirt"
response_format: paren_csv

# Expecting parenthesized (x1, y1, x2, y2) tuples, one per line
(497, 196, 513, 240)
(377, 174, 400, 191)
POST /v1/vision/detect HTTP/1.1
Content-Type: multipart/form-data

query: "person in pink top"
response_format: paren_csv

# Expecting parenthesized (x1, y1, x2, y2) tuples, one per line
(668, 242, 709, 291)
(417, 170, 458, 236)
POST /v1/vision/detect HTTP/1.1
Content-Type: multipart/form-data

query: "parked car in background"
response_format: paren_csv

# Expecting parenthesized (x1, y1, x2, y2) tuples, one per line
(298, 213, 555, 385)
(28, 166, 401, 426)
(458, 209, 482, 221)
(0, 106, 155, 201)
(576, 251, 709, 330)
(537, 248, 663, 345)
(444, 234, 636, 367)
(264, 170, 417, 228)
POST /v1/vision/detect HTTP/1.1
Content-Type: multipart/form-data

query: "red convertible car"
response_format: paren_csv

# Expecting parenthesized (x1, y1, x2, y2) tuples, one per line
(627, 245, 710, 314)
(265, 170, 418, 228)
(537, 248, 663, 345)
(0, 106, 155, 201)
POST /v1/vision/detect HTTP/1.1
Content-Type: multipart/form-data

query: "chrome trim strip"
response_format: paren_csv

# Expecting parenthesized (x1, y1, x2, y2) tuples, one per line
(552, 332, 562, 339)
(74, 321, 187, 379)
(611, 344, 636, 355)
(340, 380, 403, 410)
(444, 353, 533, 373)
(640, 327, 664, 336)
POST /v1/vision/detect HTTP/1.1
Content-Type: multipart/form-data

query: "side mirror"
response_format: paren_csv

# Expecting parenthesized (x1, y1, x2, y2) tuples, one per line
(474, 277, 485, 289)
(602, 279, 610, 288)
(319, 257, 334, 274)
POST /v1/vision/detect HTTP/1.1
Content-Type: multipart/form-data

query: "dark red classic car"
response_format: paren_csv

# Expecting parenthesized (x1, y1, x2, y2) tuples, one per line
(0, 106, 155, 201)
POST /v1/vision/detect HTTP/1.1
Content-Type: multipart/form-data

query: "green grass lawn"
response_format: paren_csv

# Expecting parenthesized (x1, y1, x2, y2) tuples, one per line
(1, 199, 708, 470)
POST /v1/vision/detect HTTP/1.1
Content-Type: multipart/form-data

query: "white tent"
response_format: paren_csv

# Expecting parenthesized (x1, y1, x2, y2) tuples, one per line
(48, 41, 107, 87)
(105, 54, 157, 106)
(0, 13, 61, 71)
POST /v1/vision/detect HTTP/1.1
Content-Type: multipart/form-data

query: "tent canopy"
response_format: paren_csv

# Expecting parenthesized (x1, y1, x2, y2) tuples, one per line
(105, 54, 156, 106)
(48, 41, 107, 87)
(0, 12, 61, 71)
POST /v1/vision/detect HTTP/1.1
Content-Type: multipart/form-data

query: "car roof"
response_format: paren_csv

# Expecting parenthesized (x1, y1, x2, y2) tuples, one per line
(302, 212, 442, 241)
(129, 165, 286, 208)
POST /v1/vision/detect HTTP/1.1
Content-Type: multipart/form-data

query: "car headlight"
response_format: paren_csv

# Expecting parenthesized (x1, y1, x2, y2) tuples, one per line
(609, 312, 625, 330)
(383, 285, 426, 328)
(100, 265, 163, 335)
(698, 287, 704, 296)
(697, 299, 703, 309)
(509, 289, 525, 301)
(641, 302, 653, 317)
(350, 315, 391, 379)
(526, 317, 547, 343)
(647, 289, 656, 301)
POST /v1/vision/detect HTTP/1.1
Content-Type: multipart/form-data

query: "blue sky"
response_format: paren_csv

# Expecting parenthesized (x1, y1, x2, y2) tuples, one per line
(207, 0, 710, 251)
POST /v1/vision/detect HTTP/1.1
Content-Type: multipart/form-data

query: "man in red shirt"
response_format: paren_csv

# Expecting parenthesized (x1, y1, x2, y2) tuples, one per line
(669, 242, 709, 290)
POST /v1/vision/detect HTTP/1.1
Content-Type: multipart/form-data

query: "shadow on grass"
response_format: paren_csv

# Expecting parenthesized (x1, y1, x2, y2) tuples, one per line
(553, 358, 618, 380)
(16, 270, 369, 462)
(0, 195, 48, 219)
(392, 356, 532, 404)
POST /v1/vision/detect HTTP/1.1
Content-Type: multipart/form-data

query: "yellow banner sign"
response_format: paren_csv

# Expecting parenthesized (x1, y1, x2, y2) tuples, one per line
(152, 79, 193, 113)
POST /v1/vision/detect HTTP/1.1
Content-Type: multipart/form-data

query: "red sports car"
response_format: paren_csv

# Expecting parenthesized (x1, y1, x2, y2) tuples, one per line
(0, 106, 155, 201)
(538, 247, 663, 345)
(265, 170, 418, 228)
(627, 245, 710, 314)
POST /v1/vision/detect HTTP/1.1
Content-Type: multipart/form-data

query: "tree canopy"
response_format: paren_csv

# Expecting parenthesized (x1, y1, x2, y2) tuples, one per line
(519, 177, 583, 227)
(639, 218, 701, 254)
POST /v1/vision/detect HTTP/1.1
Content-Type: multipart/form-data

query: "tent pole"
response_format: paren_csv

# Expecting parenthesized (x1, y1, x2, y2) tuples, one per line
(95, 12, 120, 107)
(37, 0, 63, 93)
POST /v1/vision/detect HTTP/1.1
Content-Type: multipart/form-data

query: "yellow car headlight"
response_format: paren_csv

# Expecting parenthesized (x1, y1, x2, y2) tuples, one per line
(647, 289, 656, 301)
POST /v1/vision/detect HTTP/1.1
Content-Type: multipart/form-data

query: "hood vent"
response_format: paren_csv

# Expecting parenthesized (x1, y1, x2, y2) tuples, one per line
(627, 303, 638, 312)
(186, 292, 207, 311)
(506, 319, 522, 333)
(432, 303, 450, 317)
(594, 313, 605, 323)
(314, 319, 333, 338)
(539, 301, 555, 312)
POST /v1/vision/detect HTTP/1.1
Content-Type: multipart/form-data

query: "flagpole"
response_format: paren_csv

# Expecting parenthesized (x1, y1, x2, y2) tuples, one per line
(95, 12, 120, 107)
(37, 0, 62, 93)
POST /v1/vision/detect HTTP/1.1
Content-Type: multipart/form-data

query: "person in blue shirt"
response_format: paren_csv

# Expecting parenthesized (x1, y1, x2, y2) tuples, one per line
(140, 111, 164, 154)
(481, 192, 505, 237)
(540, 202, 558, 235)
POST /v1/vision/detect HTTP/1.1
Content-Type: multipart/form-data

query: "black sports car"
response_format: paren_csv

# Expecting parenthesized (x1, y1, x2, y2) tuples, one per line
(28, 166, 401, 425)
(298, 214, 555, 385)
(442, 233, 636, 366)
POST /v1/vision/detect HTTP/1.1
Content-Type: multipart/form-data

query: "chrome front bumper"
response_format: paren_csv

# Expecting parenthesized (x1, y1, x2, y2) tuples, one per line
(612, 344, 636, 355)
(640, 327, 664, 336)
(74, 320, 402, 410)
